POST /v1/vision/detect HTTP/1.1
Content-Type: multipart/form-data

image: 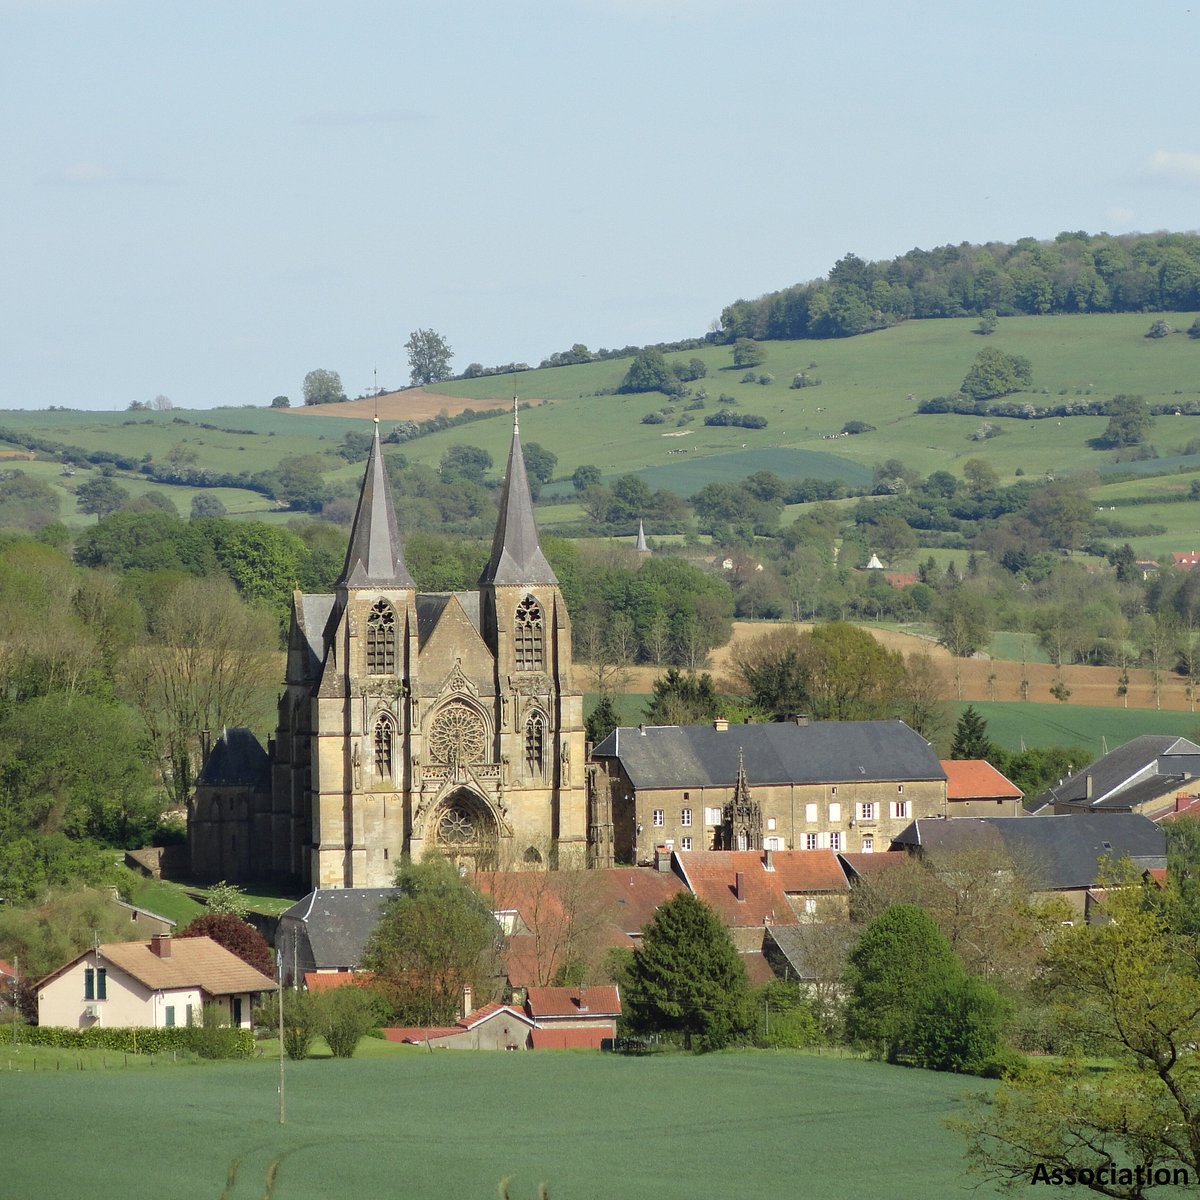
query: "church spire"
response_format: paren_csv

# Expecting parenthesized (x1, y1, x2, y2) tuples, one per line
(480, 404, 557, 586)
(337, 420, 414, 589)
(635, 519, 649, 553)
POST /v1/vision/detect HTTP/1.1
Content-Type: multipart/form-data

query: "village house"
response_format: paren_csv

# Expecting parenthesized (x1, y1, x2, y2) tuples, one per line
(35, 934, 276, 1029)
(591, 718, 947, 865)
(940, 759, 1024, 817)
(525, 985, 621, 1049)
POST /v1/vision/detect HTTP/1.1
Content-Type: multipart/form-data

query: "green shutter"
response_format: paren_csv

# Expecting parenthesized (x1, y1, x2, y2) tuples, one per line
(84, 969, 94, 1001)
(165, 1006, 175, 1028)
(96, 968, 107, 1000)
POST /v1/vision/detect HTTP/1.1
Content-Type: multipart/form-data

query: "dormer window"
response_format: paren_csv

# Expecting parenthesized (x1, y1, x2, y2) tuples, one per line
(515, 596, 544, 671)
(367, 600, 396, 675)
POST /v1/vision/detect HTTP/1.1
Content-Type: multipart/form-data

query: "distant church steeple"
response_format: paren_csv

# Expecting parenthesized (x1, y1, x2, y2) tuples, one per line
(634, 519, 650, 556)
(337, 419, 414, 589)
(480, 403, 557, 586)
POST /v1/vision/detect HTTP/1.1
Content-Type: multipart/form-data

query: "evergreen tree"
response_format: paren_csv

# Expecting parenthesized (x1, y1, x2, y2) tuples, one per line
(950, 704, 998, 761)
(624, 893, 752, 1051)
(585, 695, 620, 745)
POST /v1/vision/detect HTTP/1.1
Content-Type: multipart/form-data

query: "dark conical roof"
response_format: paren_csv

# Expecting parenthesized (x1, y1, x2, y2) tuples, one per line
(480, 408, 557, 586)
(337, 422, 414, 589)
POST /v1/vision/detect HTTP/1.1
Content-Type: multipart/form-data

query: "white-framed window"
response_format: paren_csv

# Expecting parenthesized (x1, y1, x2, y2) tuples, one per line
(652, 809, 664, 828)
(765, 836, 784, 851)
(804, 897, 817, 915)
(857, 802, 875, 822)
(897, 784, 904, 794)
(680, 808, 692, 827)
(705, 807, 722, 826)
(680, 836, 692, 851)
(861, 834, 874, 853)
(828, 802, 841, 823)
(766, 817, 776, 831)
(891, 800, 909, 820)
(804, 803, 817, 823)
(805, 832, 819, 850)
(828, 832, 843, 851)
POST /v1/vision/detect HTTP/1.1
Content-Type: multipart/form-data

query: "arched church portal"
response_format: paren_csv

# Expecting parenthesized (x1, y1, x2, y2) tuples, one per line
(432, 788, 499, 872)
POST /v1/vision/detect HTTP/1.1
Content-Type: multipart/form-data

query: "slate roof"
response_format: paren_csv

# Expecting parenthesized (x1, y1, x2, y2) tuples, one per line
(479, 413, 557, 586)
(415, 591, 482, 643)
(37, 937, 276, 996)
(1034, 735, 1200, 810)
(296, 593, 336, 678)
(197, 727, 270, 790)
(892, 814, 1167, 890)
(337, 424, 414, 588)
(279, 888, 401, 971)
(941, 759, 1023, 801)
(764, 924, 857, 982)
(592, 720, 944, 790)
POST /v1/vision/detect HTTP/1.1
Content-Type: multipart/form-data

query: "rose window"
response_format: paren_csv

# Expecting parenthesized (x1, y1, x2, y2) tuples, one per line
(428, 702, 486, 766)
(437, 805, 476, 845)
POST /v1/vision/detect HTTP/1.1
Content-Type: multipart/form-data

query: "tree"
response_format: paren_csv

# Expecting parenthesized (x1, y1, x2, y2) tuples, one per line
(1026, 482, 1094, 552)
(361, 856, 501, 1026)
(1102, 393, 1152, 447)
(202, 880, 250, 918)
(121, 577, 279, 807)
(189, 494, 227, 520)
(269, 395, 290, 408)
(179, 912, 272, 976)
(76, 478, 130, 519)
(960, 347, 1033, 400)
(731, 338, 767, 368)
(439, 444, 492, 484)
(585, 695, 620, 745)
(302, 368, 346, 406)
(521, 442, 557, 497)
(644, 668, 724, 725)
(934, 588, 991, 657)
(959, 873, 1200, 1195)
(618, 348, 675, 394)
(405, 328, 453, 386)
(950, 705, 997, 761)
(623, 892, 752, 1051)
(975, 308, 999, 335)
(572, 464, 601, 493)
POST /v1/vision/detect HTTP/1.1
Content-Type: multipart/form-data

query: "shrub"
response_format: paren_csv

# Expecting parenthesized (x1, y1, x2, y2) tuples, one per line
(641, 412, 665, 424)
(757, 373, 774, 386)
(318, 986, 387, 1058)
(1145, 318, 1173, 338)
(15, 1023, 253, 1058)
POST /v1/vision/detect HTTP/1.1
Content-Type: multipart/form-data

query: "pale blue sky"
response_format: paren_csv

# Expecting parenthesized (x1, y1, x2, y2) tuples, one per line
(4, 0, 1198, 410)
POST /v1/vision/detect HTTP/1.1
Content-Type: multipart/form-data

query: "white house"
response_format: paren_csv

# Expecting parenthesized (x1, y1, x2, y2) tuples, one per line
(35, 934, 276, 1029)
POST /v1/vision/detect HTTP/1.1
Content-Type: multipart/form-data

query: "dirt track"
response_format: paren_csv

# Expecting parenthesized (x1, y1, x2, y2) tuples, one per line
(284, 388, 544, 422)
(619, 621, 1198, 712)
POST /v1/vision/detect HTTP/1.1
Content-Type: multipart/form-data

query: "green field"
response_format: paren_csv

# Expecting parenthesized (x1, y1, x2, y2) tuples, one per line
(949, 700, 1200, 756)
(0, 1049, 1029, 1199)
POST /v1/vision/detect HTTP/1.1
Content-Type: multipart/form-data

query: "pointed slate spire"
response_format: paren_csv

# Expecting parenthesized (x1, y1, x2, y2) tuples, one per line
(337, 420, 414, 589)
(635, 520, 649, 552)
(480, 402, 557, 586)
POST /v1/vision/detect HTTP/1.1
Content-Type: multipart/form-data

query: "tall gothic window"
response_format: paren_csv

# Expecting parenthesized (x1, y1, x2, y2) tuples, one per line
(514, 596, 544, 672)
(374, 713, 394, 780)
(525, 711, 545, 776)
(367, 600, 396, 675)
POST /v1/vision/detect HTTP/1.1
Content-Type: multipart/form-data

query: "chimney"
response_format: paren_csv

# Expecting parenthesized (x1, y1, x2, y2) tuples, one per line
(793, 714, 810, 727)
(150, 933, 171, 958)
(1084, 775, 1093, 801)
(1179, 794, 1192, 813)
(638, 724, 646, 736)
(199, 729, 212, 762)
(461, 983, 474, 1020)
(763, 848, 774, 872)
(713, 718, 729, 732)
(655, 845, 672, 872)
(735, 871, 745, 901)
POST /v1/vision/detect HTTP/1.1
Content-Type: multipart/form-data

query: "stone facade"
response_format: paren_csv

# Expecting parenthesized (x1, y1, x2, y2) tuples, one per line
(261, 415, 587, 890)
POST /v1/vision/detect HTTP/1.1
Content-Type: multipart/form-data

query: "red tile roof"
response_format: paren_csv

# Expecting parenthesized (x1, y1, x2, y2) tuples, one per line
(460, 1002, 535, 1031)
(303, 971, 380, 992)
(742, 952, 776, 986)
(525, 986, 621, 1020)
(1173, 552, 1200, 568)
(940, 759, 1023, 801)
(1154, 794, 1200, 822)
(674, 850, 847, 928)
(0, 959, 17, 981)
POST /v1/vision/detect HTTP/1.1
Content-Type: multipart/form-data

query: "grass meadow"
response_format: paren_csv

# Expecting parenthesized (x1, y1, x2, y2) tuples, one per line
(0, 1048, 1033, 1200)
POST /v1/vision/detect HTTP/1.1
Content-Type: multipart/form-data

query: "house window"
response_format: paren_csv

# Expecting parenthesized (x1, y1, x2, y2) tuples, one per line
(767, 817, 776, 831)
(828, 803, 841, 823)
(366, 600, 397, 675)
(165, 1005, 175, 1028)
(683, 792, 690, 800)
(765, 836, 784, 851)
(805, 833, 819, 851)
(94, 969, 107, 1000)
(652, 810, 664, 827)
(858, 802, 875, 821)
(891, 800, 909, 820)
(84, 968, 94, 1001)
(862, 834, 874, 853)
(804, 897, 817, 915)
(681, 837, 692, 851)
(897, 784, 904, 794)
(705, 807, 722, 826)
(525, 711, 546, 776)
(680, 808, 692, 827)
(374, 713, 395, 780)
(830, 786, 837, 796)
(514, 596, 544, 671)
(186, 1004, 194, 1027)
(828, 832, 843, 852)
(804, 803, 817, 823)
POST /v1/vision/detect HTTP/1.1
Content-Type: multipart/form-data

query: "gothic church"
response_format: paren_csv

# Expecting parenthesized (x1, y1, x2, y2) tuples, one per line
(190, 412, 589, 889)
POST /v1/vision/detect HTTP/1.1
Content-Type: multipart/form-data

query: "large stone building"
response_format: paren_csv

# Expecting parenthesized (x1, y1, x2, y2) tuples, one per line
(590, 718, 947, 864)
(191, 413, 589, 888)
